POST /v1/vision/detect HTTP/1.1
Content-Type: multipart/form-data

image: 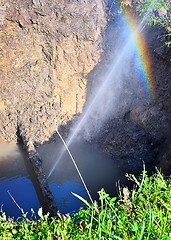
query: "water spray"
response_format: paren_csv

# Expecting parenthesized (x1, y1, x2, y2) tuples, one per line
(48, 1, 155, 178)
(55, 130, 93, 204)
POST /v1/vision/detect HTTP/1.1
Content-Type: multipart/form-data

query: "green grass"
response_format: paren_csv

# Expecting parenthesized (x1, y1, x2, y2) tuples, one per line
(0, 168, 171, 239)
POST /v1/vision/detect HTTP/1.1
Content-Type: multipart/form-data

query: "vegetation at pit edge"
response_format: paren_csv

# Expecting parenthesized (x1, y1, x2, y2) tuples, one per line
(136, 0, 171, 47)
(0, 168, 171, 239)
(107, 0, 171, 47)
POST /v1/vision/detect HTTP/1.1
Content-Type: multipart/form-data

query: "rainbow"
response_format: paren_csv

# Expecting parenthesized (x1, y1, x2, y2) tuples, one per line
(122, 8, 155, 102)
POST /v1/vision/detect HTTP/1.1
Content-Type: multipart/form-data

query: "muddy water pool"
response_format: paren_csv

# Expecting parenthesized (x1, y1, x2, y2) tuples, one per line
(0, 144, 40, 219)
(0, 141, 127, 219)
(37, 140, 128, 214)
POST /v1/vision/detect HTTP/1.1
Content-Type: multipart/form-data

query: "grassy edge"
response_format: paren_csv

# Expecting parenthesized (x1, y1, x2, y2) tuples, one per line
(0, 168, 171, 239)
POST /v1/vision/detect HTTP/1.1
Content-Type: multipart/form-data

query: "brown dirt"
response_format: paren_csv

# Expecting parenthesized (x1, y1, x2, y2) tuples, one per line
(0, 0, 106, 144)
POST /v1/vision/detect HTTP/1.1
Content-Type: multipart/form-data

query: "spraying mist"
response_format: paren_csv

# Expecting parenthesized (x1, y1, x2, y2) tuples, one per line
(48, 2, 151, 178)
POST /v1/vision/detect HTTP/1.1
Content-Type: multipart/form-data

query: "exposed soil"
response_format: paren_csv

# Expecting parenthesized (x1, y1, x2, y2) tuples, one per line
(0, 0, 106, 144)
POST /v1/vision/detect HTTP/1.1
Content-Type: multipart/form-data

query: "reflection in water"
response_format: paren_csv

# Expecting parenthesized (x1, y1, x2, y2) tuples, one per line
(0, 143, 40, 219)
(37, 140, 127, 214)
(49, 180, 88, 214)
(0, 141, 128, 218)
(0, 175, 40, 219)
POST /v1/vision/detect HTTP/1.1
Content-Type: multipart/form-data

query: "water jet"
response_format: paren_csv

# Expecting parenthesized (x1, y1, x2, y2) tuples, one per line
(48, 7, 154, 179)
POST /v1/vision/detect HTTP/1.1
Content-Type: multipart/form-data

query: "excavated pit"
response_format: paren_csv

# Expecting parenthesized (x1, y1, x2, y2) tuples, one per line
(0, 0, 170, 217)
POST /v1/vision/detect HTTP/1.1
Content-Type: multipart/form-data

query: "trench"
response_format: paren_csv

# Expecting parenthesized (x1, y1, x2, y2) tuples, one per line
(0, 0, 170, 220)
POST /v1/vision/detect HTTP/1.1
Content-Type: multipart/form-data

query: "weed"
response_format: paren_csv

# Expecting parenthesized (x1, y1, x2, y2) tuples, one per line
(0, 168, 170, 239)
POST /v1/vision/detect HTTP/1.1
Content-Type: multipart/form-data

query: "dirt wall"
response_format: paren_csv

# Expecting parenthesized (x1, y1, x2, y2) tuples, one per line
(0, 0, 106, 143)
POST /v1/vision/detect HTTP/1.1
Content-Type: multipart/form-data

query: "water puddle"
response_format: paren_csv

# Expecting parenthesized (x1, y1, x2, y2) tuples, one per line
(0, 141, 128, 218)
(37, 140, 128, 214)
(0, 143, 40, 219)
